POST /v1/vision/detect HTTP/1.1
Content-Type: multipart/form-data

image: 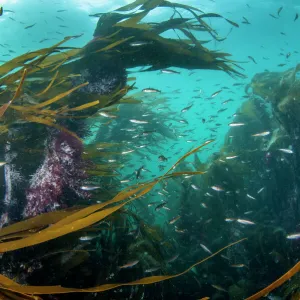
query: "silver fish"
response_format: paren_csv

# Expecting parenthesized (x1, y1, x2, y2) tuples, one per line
(181, 104, 193, 113)
(119, 260, 139, 269)
(99, 111, 117, 118)
(210, 90, 222, 98)
(257, 187, 265, 194)
(161, 69, 180, 74)
(246, 194, 256, 200)
(278, 148, 293, 154)
(200, 243, 212, 254)
(287, 233, 300, 240)
(80, 185, 101, 191)
(129, 119, 149, 124)
(211, 185, 224, 192)
(229, 122, 245, 127)
(142, 88, 161, 93)
(252, 131, 270, 137)
(237, 218, 255, 225)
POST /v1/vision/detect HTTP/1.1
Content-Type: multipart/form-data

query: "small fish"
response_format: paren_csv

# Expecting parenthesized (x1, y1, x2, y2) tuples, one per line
(177, 119, 189, 126)
(99, 111, 117, 118)
(277, 6, 283, 16)
(145, 266, 161, 273)
(166, 254, 179, 263)
(248, 56, 257, 64)
(181, 104, 193, 113)
(287, 233, 300, 240)
(121, 149, 135, 155)
(142, 88, 161, 93)
(210, 90, 222, 98)
(155, 201, 168, 211)
(130, 41, 151, 47)
(0, 7, 3, 16)
(211, 185, 224, 192)
(191, 184, 200, 190)
(230, 264, 247, 268)
(120, 180, 130, 183)
(25, 23, 36, 29)
(225, 155, 238, 160)
(229, 122, 245, 127)
(247, 194, 256, 200)
(161, 69, 180, 74)
(136, 165, 144, 179)
(57, 9, 67, 12)
(222, 99, 233, 105)
(286, 52, 291, 59)
(252, 131, 270, 137)
(237, 218, 255, 225)
(269, 14, 278, 19)
(295, 13, 299, 21)
(0, 162, 7, 167)
(119, 260, 139, 269)
(175, 226, 187, 233)
(278, 63, 286, 67)
(158, 155, 167, 161)
(242, 17, 250, 24)
(80, 185, 101, 191)
(79, 235, 97, 241)
(278, 148, 293, 154)
(200, 243, 212, 254)
(56, 16, 64, 21)
(225, 218, 235, 222)
(211, 284, 227, 292)
(169, 216, 181, 225)
(129, 119, 148, 124)
(257, 187, 265, 194)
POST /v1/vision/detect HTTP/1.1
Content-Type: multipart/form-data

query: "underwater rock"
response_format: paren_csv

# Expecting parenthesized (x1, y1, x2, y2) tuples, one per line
(24, 131, 88, 217)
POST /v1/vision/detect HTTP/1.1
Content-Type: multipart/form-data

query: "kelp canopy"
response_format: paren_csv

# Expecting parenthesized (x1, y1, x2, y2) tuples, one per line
(0, 0, 261, 299)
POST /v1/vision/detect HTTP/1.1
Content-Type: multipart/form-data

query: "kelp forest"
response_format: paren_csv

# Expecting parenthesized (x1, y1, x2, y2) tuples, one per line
(0, 0, 300, 299)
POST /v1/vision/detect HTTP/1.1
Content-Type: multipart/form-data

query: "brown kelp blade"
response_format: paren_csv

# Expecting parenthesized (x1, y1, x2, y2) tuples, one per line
(0, 210, 80, 239)
(31, 81, 89, 109)
(0, 68, 27, 118)
(0, 239, 246, 295)
(245, 261, 300, 300)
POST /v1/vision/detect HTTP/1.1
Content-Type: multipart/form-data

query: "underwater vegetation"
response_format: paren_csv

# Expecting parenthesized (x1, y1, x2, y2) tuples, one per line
(1, 0, 300, 299)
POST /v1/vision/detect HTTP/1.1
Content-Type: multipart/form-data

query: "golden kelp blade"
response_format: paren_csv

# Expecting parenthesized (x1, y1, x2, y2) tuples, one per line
(62, 100, 100, 112)
(0, 68, 28, 118)
(24, 115, 80, 141)
(0, 210, 79, 239)
(31, 81, 89, 109)
(35, 70, 59, 97)
(165, 140, 214, 175)
(245, 261, 300, 300)
(0, 239, 246, 295)
(0, 290, 42, 300)
(93, 37, 134, 53)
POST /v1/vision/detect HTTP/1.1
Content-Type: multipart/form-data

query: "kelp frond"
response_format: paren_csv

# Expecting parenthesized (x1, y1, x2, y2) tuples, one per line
(90, 0, 244, 77)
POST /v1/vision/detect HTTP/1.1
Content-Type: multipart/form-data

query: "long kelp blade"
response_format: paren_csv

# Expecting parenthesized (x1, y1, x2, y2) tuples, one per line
(0, 68, 28, 118)
(35, 71, 59, 97)
(31, 81, 89, 109)
(0, 210, 80, 239)
(0, 239, 246, 295)
(245, 261, 300, 300)
(24, 115, 80, 141)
